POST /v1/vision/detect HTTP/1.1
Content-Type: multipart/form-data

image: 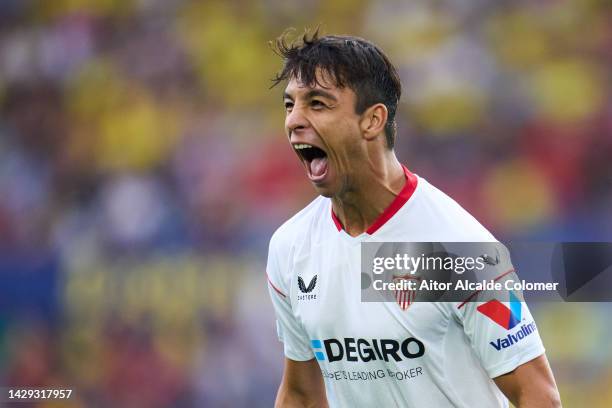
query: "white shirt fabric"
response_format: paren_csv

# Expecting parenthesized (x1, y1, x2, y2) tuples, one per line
(266, 167, 545, 408)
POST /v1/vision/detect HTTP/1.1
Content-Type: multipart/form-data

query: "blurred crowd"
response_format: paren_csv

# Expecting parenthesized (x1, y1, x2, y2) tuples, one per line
(0, 0, 611, 406)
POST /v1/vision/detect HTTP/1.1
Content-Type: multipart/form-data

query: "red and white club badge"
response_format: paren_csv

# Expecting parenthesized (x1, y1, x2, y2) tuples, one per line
(393, 274, 421, 311)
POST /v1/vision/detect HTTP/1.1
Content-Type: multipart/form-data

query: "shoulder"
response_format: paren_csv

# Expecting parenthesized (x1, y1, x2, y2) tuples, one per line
(267, 196, 329, 291)
(267, 195, 329, 285)
(403, 175, 496, 242)
(269, 195, 328, 252)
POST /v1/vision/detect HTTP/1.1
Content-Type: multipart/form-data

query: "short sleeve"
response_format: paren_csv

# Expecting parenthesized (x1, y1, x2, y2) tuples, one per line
(267, 235, 314, 361)
(452, 257, 546, 378)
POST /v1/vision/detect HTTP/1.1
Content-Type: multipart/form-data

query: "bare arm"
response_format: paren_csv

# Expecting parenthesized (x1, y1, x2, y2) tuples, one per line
(275, 358, 328, 408)
(493, 354, 562, 408)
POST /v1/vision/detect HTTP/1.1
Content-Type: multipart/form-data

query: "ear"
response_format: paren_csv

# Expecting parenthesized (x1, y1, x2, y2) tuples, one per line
(360, 103, 388, 142)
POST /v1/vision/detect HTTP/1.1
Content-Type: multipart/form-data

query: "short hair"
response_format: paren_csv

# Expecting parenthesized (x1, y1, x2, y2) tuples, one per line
(271, 29, 402, 149)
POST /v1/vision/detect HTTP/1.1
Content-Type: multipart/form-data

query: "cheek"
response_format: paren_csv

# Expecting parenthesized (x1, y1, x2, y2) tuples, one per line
(317, 114, 359, 145)
(321, 119, 363, 172)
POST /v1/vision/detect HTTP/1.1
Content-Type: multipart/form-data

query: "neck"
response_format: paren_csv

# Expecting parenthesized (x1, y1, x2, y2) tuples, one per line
(331, 151, 405, 237)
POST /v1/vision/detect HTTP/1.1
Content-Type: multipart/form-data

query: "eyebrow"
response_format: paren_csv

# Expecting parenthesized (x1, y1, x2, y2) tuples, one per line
(283, 89, 338, 102)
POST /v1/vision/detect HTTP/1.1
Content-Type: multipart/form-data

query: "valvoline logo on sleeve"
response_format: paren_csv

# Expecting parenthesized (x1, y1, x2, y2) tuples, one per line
(477, 291, 522, 330)
(478, 292, 538, 350)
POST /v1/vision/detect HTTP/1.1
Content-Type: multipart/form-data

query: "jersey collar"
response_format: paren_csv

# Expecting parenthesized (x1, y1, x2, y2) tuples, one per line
(331, 165, 418, 235)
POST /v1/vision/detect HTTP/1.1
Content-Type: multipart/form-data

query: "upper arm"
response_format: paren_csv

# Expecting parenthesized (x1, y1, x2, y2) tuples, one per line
(267, 234, 314, 361)
(267, 236, 326, 406)
(449, 247, 559, 406)
(276, 358, 328, 408)
(493, 354, 561, 407)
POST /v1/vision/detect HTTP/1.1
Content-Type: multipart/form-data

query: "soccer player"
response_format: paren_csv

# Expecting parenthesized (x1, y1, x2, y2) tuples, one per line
(266, 30, 561, 407)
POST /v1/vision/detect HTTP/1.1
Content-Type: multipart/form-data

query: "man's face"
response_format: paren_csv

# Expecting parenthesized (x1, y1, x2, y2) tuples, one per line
(283, 71, 364, 197)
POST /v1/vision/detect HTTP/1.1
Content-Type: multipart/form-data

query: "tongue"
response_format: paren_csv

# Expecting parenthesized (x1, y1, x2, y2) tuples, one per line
(310, 157, 328, 178)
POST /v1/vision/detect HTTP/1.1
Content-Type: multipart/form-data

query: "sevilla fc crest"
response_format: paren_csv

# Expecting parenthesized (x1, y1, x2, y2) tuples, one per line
(393, 275, 421, 311)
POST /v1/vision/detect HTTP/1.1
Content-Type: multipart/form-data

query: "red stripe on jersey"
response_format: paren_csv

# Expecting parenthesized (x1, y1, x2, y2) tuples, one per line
(331, 206, 343, 231)
(267, 274, 286, 298)
(366, 165, 418, 235)
(456, 268, 516, 309)
(331, 165, 418, 234)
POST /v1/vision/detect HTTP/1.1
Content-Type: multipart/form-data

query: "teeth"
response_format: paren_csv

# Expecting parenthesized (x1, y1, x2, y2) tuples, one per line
(293, 144, 313, 150)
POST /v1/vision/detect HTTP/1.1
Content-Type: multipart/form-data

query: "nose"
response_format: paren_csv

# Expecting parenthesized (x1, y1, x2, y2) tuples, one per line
(285, 104, 309, 137)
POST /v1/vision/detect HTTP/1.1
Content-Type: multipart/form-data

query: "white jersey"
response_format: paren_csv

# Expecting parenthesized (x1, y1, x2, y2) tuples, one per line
(266, 166, 545, 408)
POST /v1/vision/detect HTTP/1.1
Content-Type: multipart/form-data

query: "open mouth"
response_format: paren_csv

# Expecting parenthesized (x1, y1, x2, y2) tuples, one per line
(293, 143, 329, 181)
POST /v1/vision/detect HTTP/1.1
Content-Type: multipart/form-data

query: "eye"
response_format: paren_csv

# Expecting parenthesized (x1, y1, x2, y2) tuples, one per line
(284, 101, 294, 112)
(311, 100, 326, 109)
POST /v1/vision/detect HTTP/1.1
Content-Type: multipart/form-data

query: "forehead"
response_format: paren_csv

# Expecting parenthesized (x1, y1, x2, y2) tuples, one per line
(283, 69, 352, 100)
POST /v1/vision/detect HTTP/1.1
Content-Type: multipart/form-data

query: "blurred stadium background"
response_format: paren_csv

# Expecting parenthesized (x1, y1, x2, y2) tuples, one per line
(0, 0, 610, 407)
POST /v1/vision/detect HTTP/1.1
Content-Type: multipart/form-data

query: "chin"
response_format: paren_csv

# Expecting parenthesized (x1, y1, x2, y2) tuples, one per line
(312, 172, 351, 198)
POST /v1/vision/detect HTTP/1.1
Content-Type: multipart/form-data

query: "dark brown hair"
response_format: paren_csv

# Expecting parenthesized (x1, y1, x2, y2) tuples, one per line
(271, 29, 402, 149)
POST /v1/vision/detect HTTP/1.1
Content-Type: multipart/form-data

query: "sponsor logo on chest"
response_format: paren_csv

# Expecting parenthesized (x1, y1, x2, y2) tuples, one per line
(311, 337, 425, 363)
